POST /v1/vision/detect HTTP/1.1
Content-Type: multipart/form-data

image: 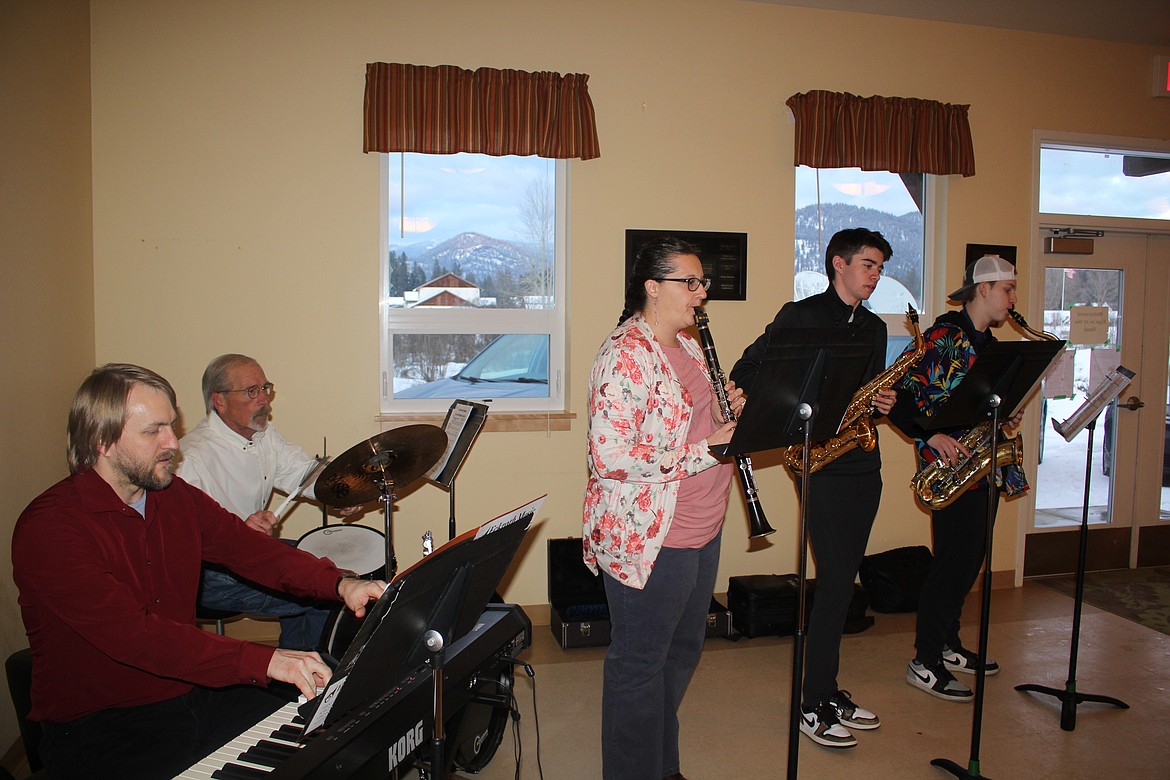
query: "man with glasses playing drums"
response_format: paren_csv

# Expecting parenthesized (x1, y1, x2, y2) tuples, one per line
(178, 353, 361, 651)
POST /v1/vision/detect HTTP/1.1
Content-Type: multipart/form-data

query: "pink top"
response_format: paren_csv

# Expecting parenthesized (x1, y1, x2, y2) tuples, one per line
(662, 344, 732, 548)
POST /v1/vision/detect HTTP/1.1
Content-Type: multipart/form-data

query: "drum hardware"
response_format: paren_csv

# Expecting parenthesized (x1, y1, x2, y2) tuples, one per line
(317, 425, 447, 580)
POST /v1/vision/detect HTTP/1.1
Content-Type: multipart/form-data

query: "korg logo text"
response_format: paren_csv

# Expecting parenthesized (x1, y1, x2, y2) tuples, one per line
(387, 720, 425, 771)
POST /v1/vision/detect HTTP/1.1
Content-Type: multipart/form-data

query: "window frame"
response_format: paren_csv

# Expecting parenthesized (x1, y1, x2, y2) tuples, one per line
(1037, 133, 1170, 226)
(793, 167, 942, 358)
(377, 154, 569, 417)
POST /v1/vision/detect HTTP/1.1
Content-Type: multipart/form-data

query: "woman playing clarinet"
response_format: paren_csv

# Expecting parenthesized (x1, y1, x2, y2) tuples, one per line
(582, 236, 742, 780)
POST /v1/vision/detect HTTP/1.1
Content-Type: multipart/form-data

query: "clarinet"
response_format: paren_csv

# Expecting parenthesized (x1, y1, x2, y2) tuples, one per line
(692, 307, 775, 538)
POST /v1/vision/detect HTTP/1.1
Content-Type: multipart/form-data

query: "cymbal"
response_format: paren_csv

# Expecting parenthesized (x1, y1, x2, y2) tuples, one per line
(315, 424, 447, 506)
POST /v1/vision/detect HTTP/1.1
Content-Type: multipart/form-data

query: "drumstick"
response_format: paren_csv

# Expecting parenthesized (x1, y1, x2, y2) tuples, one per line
(273, 456, 330, 521)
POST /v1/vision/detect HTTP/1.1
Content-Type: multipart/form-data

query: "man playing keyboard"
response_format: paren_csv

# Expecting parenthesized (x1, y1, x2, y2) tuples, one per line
(12, 364, 386, 780)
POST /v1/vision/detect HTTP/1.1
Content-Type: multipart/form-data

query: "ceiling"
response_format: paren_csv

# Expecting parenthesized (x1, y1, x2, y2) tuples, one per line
(751, 0, 1170, 48)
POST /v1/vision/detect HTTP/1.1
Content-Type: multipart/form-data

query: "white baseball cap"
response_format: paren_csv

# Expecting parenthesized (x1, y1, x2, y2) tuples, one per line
(948, 254, 1016, 301)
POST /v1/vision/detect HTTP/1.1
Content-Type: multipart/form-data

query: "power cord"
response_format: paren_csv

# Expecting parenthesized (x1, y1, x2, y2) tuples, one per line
(508, 657, 543, 779)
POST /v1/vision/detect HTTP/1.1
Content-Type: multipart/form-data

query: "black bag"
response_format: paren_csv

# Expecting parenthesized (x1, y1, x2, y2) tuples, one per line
(842, 583, 874, 634)
(726, 574, 813, 638)
(547, 538, 732, 648)
(858, 545, 933, 613)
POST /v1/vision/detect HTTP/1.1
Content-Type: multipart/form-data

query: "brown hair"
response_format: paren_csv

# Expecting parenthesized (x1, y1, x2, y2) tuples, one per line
(67, 364, 177, 474)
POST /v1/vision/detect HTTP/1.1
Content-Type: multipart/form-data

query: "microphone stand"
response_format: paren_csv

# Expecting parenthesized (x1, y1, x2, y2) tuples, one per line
(787, 403, 815, 780)
(931, 396, 1002, 779)
(425, 629, 449, 780)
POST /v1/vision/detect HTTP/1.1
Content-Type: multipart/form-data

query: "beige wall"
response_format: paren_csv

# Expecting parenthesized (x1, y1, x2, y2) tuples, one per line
(82, 0, 1170, 608)
(1, 0, 95, 756)
(3, 0, 1169, 758)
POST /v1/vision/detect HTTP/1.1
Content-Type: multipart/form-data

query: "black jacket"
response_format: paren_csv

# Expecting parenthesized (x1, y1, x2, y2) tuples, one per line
(729, 286, 888, 474)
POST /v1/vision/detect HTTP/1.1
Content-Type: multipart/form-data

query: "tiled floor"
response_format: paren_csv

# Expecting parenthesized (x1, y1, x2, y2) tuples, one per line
(455, 582, 1170, 779)
(13, 583, 1162, 778)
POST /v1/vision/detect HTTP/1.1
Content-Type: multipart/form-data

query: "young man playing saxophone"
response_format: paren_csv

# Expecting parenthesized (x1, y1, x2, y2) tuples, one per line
(730, 228, 895, 749)
(887, 255, 1026, 701)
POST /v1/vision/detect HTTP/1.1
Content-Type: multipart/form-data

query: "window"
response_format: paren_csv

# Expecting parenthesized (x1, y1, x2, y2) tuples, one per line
(380, 153, 566, 414)
(794, 166, 932, 363)
(1039, 145, 1170, 221)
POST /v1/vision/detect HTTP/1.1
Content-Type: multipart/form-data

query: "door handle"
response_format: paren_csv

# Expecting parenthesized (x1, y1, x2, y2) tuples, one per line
(1121, 396, 1144, 411)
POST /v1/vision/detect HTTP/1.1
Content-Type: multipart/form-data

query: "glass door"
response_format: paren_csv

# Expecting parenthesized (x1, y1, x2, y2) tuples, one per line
(1023, 229, 1170, 575)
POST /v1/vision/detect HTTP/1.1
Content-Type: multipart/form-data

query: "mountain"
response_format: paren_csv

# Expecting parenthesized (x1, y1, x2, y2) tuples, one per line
(795, 203, 923, 294)
(392, 232, 532, 280)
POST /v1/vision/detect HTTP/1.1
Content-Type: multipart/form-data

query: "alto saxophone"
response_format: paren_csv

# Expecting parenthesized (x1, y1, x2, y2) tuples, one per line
(909, 309, 1057, 509)
(785, 305, 924, 475)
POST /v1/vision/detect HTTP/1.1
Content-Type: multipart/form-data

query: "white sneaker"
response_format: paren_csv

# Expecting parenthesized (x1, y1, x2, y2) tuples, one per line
(829, 689, 880, 729)
(799, 701, 858, 748)
(906, 659, 974, 702)
(942, 644, 1000, 676)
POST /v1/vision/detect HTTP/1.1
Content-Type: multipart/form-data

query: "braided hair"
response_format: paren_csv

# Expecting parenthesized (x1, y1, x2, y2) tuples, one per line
(617, 236, 702, 326)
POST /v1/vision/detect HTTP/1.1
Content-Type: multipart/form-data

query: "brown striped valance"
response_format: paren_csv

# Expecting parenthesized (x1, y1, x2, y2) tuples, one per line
(363, 62, 600, 160)
(786, 90, 975, 177)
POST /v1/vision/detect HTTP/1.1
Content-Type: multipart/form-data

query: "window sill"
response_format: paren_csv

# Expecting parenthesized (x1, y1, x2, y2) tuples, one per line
(376, 411, 575, 433)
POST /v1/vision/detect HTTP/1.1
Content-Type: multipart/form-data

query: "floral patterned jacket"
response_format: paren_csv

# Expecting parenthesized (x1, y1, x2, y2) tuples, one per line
(582, 314, 723, 588)
(889, 309, 1028, 498)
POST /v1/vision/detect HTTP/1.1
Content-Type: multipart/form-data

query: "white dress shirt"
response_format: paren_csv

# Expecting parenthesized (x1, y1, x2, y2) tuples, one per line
(178, 411, 317, 521)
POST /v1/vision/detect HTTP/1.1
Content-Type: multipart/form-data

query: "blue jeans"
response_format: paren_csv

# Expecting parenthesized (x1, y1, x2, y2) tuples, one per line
(199, 554, 332, 651)
(601, 534, 721, 780)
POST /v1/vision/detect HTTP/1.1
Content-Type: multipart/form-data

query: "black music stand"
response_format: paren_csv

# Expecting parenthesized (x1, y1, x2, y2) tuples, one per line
(300, 497, 542, 777)
(1014, 367, 1134, 730)
(722, 329, 872, 780)
(918, 339, 1064, 780)
(426, 400, 489, 541)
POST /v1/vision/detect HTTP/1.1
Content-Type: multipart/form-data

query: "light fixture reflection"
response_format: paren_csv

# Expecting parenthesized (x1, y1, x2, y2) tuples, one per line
(831, 182, 890, 197)
(399, 216, 435, 233)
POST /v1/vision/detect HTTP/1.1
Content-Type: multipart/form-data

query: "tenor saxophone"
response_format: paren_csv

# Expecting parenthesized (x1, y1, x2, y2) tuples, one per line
(909, 308, 1056, 509)
(785, 305, 924, 475)
(910, 421, 1024, 510)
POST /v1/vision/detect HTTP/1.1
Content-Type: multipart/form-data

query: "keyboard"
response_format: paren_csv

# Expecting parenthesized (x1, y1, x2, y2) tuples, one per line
(175, 604, 530, 779)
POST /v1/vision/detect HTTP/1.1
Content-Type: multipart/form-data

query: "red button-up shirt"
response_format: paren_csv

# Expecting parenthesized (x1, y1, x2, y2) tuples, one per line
(12, 469, 344, 723)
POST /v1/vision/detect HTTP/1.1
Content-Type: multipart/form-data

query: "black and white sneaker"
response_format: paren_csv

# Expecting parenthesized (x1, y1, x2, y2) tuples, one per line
(799, 701, 857, 748)
(906, 659, 974, 702)
(829, 689, 880, 730)
(942, 644, 1000, 676)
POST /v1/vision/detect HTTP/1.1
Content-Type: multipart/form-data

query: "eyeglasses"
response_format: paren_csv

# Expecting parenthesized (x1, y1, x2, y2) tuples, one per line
(219, 383, 275, 400)
(652, 277, 712, 292)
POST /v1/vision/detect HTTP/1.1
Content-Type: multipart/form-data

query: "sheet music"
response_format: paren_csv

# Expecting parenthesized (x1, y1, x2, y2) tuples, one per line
(475, 495, 546, 539)
(1054, 366, 1135, 442)
(305, 674, 347, 734)
(425, 399, 488, 486)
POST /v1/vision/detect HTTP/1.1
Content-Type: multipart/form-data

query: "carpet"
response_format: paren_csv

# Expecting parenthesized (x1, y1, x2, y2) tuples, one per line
(1036, 565, 1170, 636)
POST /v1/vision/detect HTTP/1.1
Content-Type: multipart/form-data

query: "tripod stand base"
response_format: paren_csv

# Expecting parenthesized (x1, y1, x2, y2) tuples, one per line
(1014, 682, 1129, 731)
(931, 757, 989, 778)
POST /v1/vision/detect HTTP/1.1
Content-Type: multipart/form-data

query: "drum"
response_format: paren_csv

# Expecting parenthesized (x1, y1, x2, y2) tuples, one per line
(298, 525, 386, 659)
(449, 664, 515, 773)
(296, 524, 386, 579)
